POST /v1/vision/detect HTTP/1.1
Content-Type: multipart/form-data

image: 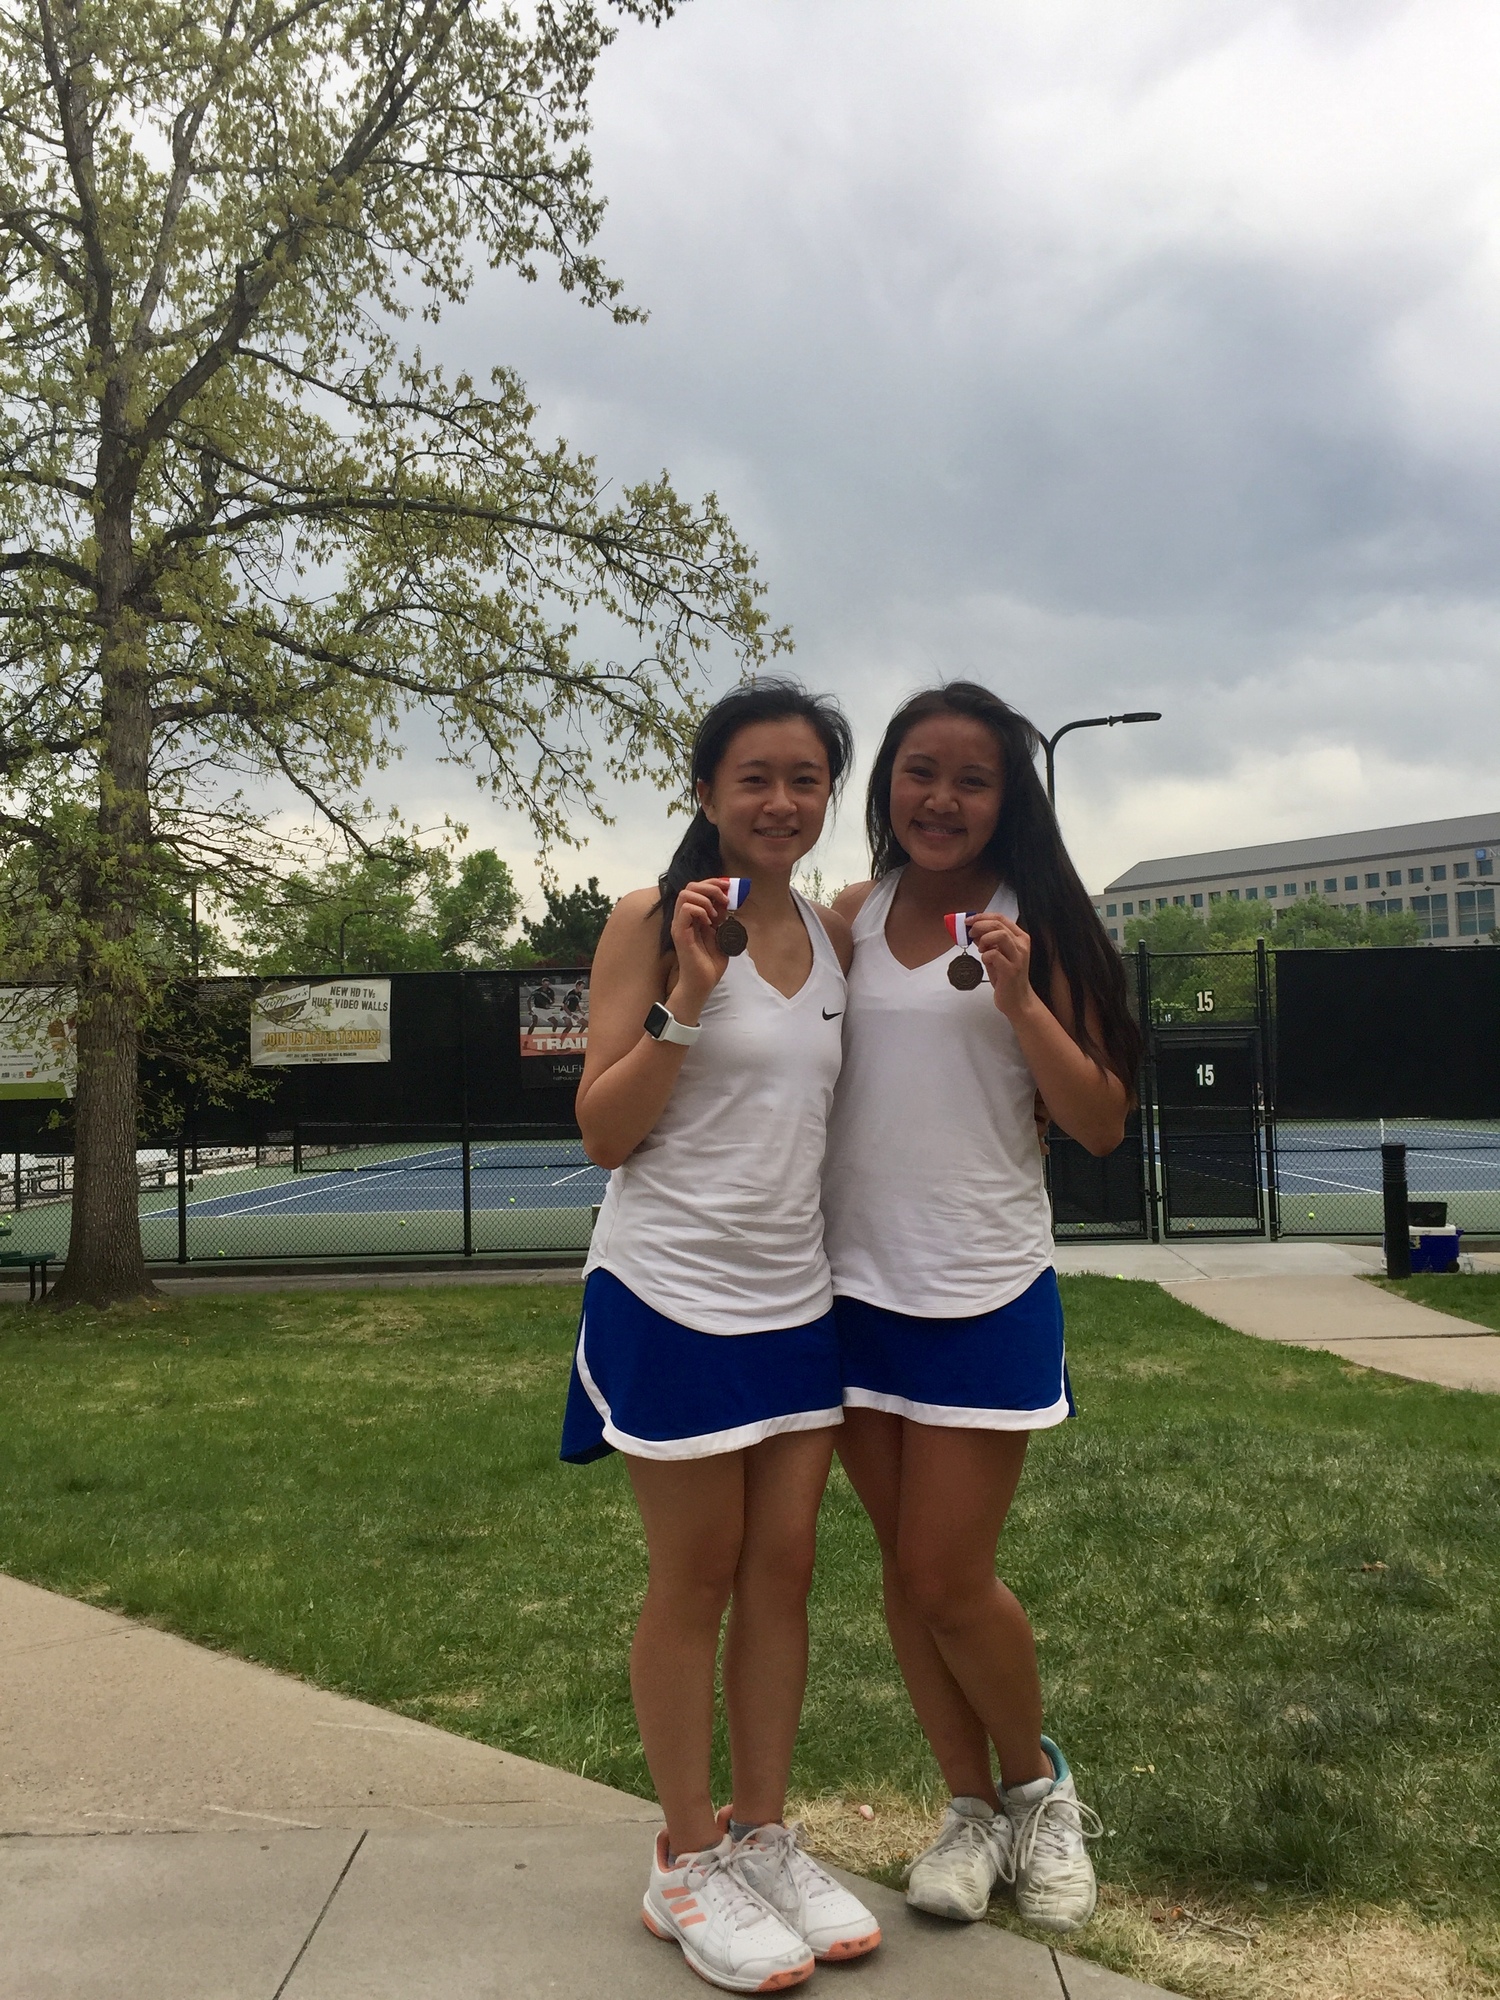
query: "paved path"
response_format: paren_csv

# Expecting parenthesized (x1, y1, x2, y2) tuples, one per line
(0, 1576, 1170, 2000)
(1055, 1242, 1500, 1391)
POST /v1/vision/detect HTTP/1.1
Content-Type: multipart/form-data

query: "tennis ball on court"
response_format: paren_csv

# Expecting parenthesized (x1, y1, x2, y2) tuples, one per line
(398, 1218, 408, 1227)
(509, 1196, 516, 1204)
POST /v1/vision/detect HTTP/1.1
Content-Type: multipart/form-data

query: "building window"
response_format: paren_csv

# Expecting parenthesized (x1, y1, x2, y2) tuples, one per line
(1157, 897, 1169, 910)
(1456, 861, 1470, 878)
(1432, 864, 1447, 881)
(1106, 904, 1117, 917)
(1409, 866, 1424, 884)
(1171, 895, 1184, 906)
(1209, 890, 1221, 902)
(1245, 886, 1258, 900)
(1191, 893, 1203, 908)
(1322, 878, 1336, 893)
(1107, 927, 1118, 942)
(1481, 857, 1494, 877)
(1228, 888, 1240, 900)
(1388, 897, 1402, 913)
(1344, 876, 1358, 890)
(1411, 894, 1448, 941)
(1122, 901, 1133, 915)
(1285, 883, 1298, 897)
(1430, 892, 1449, 939)
(1367, 900, 1384, 916)
(1457, 887, 1496, 935)
(1264, 885, 1277, 899)
(1365, 873, 1380, 889)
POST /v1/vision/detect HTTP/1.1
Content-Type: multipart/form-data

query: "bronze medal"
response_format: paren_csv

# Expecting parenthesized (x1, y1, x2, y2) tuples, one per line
(947, 952, 983, 990)
(716, 915, 749, 955)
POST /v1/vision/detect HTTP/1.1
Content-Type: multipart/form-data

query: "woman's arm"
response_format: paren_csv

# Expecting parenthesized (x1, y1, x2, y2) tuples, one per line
(810, 902, 854, 974)
(575, 881, 730, 1171)
(968, 913, 1128, 1157)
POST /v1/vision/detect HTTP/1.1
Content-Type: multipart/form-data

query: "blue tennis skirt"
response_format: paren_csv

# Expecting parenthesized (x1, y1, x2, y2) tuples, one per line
(835, 1269, 1074, 1431)
(560, 1268, 846, 1465)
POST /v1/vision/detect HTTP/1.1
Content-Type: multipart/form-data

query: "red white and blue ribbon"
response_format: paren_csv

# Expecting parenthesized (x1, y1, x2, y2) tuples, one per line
(719, 877, 751, 911)
(944, 910, 981, 950)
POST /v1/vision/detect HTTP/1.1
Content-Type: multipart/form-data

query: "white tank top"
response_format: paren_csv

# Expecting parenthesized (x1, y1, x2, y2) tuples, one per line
(822, 868, 1053, 1316)
(585, 891, 846, 1335)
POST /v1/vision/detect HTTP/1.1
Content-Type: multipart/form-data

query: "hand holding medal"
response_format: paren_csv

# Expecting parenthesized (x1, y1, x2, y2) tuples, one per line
(944, 910, 985, 989)
(715, 877, 751, 955)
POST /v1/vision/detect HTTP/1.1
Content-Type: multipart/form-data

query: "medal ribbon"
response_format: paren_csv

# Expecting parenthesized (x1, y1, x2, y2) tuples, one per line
(944, 910, 981, 951)
(719, 877, 751, 911)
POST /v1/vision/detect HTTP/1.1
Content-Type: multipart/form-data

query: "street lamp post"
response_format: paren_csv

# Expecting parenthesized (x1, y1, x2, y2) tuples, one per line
(1043, 712, 1161, 805)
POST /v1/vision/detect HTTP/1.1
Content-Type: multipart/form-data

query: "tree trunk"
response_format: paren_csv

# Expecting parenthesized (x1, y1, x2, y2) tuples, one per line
(48, 486, 158, 1308)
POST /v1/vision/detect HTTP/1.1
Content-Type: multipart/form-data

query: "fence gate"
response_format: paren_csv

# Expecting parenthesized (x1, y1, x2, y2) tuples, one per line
(1152, 1028, 1267, 1236)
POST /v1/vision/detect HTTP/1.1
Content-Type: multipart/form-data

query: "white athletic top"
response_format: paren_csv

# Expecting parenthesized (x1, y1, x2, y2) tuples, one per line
(822, 868, 1054, 1316)
(585, 891, 846, 1335)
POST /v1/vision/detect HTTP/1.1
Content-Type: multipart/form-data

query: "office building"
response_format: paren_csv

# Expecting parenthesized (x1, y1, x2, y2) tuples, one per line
(1093, 811, 1500, 944)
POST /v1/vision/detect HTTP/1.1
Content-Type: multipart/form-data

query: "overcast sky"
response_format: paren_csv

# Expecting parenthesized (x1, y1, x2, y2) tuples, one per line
(388, 0, 1500, 909)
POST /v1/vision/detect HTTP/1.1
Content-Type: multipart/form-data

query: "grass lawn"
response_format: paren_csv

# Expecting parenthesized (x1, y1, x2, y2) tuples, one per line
(2, 1277, 1497, 1999)
(1372, 1271, 1500, 1332)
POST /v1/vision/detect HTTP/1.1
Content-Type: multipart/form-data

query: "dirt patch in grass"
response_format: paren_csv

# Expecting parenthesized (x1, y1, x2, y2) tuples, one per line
(792, 1793, 1500, 2000)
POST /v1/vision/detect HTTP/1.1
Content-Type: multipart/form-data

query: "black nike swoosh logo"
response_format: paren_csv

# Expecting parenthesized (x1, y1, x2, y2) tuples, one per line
(823, 1008, 844, 1019)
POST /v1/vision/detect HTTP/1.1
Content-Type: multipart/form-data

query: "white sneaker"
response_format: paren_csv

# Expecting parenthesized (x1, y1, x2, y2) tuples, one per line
(730, 1821, 882, 1962)
(905, 1795, 1011, 1921)
(1000, 1737, 1102, 1934)
(641, 1829, 814, 1993)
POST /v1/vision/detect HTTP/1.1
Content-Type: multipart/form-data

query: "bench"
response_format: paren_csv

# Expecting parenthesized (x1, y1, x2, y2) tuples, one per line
(0, 1252, 54, 1301)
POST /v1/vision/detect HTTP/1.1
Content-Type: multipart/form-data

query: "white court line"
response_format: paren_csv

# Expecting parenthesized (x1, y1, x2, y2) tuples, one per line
(549, 1165, 597, 1185)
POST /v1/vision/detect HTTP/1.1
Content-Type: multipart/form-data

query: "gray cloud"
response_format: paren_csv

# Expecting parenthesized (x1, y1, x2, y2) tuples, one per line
(384, 0, 1500, 906)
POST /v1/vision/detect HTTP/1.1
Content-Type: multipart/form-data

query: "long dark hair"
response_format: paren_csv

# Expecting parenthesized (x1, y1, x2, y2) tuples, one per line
(867, 681, 1141, 1090)
(656, 679, 854, 949)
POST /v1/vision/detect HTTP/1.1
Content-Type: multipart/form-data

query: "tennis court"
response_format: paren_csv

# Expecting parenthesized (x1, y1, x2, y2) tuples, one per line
(1276, 1119, 1500, 1236)
(1, 1138, 606, 1264)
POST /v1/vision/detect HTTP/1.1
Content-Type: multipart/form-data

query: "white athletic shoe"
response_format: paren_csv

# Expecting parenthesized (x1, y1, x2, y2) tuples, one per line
(729, 1820, 882, 1962)
(905, 1795, 1011, 1921)
(641, 1829, 814, 1993)
(1000, 1736, 1102, 1934)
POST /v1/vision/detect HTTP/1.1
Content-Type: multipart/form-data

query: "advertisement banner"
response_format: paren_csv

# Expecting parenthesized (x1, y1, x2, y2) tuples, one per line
(250, 979, 391, 1066)
(519, 971, 589, 1089)
(0, 988, 75, 1099)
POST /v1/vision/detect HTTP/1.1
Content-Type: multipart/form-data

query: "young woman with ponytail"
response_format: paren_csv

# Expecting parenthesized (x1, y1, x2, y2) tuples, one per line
(563, 679, 882, 1993)
(822, 681, 1140, 1939)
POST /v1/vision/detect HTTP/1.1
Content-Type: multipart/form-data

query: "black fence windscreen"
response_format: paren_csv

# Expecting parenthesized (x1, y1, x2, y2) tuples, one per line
(1275, 949, 1500, 1120)
(3, 946, 1499, 1266)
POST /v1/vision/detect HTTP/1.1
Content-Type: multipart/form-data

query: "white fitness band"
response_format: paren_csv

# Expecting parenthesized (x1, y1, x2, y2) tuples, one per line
(644, 1002, 702, 1047)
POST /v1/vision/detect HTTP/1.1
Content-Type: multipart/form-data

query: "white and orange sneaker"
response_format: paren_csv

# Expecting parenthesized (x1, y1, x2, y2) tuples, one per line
(729, 1820, 882, 1962)
(642, 1829, 814, 1993)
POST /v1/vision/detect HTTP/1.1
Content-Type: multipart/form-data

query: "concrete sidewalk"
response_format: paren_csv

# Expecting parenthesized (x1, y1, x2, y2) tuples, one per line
(1055, 1241, 1500, 1391)
(0, 1576, 1171, 2000)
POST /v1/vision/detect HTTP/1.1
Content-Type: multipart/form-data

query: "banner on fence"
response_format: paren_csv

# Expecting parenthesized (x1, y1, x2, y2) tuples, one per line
(0, 988, 75, 1098)
(250, 979, 392, 1066)
(519, 970, 589, 1088)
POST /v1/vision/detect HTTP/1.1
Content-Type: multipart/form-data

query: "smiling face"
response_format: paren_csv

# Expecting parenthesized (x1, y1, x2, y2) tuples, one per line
(887, 712, 1006, 874)
(697, 717, 833, 878)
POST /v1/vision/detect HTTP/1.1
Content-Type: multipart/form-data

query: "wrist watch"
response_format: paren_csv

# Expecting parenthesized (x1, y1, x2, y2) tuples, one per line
(644, 1001, 702, 1046)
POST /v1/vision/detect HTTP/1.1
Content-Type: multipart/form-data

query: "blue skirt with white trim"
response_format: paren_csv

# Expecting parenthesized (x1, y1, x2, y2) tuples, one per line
(834, 1269, 1075, 1430)
(559, 1267, 845, 1465)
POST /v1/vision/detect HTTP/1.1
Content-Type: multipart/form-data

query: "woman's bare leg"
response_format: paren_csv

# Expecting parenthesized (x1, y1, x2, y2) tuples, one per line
(837, 1409, 1000, 1804)
(721, 1426, 837, 1825)
(626, 1452, 746, 1855)
(839, 1410, 1050, 1792)
(894, 1422, 1049, 1788)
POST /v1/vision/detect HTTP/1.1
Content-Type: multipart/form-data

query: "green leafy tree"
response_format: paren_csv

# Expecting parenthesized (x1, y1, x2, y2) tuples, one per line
(235, 842, 523, 973)
(1125, 894, 1425, 1024)
(0, 0, 774, 1305)
(519, 875, 613, 964)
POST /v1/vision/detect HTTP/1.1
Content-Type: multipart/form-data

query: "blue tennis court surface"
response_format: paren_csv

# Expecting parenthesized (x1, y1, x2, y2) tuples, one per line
(183, 1141, 609, 1220)
(1276, 1122, 1500, 1196)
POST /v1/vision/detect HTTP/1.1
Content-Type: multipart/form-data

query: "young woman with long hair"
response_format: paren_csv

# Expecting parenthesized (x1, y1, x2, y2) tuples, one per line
(822, 680, 1140, 1936)
(563, 679, 882, 1994)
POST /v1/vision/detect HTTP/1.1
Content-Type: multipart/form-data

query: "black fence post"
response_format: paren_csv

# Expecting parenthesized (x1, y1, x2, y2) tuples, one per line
(176, 1141, 189, 1264)
(12, 1149, 21, 1211)
(1382, 1141, 1411, 1278)
(460, 972, 473, 1258)
(1256, 936, 1279, 1240)
(292, 1128, 302, 1176)
(1135, 942, 1161, 1242)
